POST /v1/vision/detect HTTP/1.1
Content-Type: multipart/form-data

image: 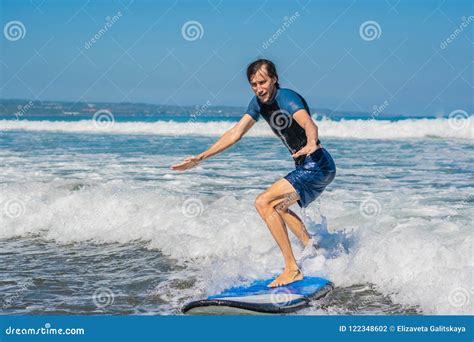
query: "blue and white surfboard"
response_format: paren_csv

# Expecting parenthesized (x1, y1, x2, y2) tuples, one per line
(183, 277, 333, 314)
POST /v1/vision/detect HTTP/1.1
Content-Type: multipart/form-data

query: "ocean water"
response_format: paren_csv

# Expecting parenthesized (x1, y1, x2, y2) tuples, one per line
(0, 115, 473, 315)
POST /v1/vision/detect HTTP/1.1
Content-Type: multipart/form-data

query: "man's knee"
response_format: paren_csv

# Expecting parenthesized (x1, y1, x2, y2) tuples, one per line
(255, 192, 271, 212)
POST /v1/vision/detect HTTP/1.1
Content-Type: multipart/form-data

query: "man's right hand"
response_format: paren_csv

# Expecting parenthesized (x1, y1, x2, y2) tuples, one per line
(170, 155, 202, 171)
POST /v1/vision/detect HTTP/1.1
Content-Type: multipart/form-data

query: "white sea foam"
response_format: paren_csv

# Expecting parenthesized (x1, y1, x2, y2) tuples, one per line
(0, 117, 473, 140)
(1, 181, 472, 315)
(1, 120, 472, 314)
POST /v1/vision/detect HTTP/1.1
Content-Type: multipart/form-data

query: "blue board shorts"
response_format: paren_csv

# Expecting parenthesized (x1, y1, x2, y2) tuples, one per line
(284, 147, 336, 208)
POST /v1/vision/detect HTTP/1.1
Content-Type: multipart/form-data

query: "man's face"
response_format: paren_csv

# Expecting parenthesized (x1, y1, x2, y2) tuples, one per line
(250, 67, 277, 104)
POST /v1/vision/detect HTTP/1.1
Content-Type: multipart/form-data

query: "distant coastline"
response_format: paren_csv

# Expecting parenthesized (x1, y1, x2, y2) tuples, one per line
(0, 98, 443, 121)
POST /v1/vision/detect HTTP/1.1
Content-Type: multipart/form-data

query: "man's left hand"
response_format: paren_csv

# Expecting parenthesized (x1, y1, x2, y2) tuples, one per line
(292, 143, 319, 159)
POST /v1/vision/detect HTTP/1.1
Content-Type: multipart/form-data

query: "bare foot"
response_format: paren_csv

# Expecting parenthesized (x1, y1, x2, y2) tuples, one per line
(267, 269, 303, 288)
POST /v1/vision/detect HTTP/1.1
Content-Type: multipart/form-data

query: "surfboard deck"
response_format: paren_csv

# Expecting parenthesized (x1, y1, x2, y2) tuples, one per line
(183, 276, 333, 315)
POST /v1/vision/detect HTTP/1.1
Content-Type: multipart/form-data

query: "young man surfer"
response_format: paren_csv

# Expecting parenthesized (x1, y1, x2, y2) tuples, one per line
(171, 59, 336, 287)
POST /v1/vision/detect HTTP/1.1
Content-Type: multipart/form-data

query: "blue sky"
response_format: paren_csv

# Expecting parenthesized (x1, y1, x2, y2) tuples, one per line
(0, 0, 472, 116)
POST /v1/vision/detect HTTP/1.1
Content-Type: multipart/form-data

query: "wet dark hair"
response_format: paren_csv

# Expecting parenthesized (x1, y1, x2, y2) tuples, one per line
(246, 59, 280, 88)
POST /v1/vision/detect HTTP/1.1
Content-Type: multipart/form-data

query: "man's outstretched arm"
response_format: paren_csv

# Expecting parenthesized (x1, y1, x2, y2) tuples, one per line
(170, 114, 256, 171)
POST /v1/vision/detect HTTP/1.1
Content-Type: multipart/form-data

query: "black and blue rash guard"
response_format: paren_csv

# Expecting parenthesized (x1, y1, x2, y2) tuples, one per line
(246, 88, 320, 165)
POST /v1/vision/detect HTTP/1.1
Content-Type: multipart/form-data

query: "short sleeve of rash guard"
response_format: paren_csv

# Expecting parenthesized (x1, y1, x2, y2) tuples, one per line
(280, 89, 307, 116)
(245, 96, 260, 121)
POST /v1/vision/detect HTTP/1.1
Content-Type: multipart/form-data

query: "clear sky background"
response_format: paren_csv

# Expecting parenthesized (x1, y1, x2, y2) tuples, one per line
(1, 0, 472, 116)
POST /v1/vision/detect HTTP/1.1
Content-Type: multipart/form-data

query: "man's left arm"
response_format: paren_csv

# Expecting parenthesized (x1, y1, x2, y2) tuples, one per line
(291, 109, 319, 158)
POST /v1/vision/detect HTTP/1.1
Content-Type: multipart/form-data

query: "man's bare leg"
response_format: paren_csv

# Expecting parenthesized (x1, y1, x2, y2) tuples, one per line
(255, 179, 303, 287)
(272, 201, 320, 264)
(274, 207, 312, 247)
